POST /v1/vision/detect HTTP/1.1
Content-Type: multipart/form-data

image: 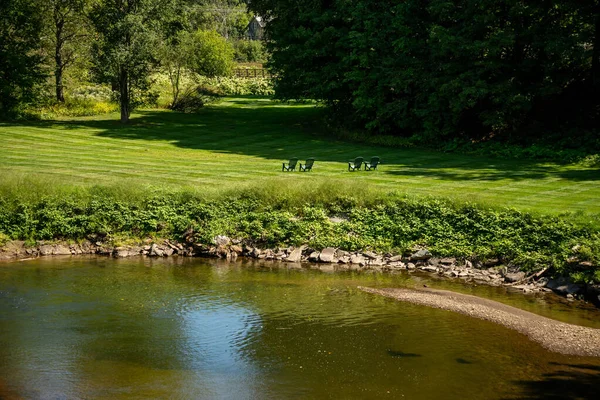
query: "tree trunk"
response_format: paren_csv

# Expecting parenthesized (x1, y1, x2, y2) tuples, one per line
(55, 17, 65, 102)
(593, 2, 600, 89)
(55, 64, 64, 103)
(120, 67, 129, 123)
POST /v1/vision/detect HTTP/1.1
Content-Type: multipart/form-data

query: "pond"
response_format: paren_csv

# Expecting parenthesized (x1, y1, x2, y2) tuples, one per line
(1, 257, 599, 399)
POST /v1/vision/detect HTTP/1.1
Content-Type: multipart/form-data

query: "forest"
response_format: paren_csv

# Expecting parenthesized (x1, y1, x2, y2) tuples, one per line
(1, 0, 599, 152)
(252, 0, 599, 151)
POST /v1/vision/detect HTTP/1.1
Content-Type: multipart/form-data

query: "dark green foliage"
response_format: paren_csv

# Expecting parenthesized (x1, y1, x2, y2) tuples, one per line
(169, 85, 222, 112)
(89, 0, 181, 122)
(1, 189, 598, 282)
(0, 0, 46, 117)
(251, 0, 599, 148)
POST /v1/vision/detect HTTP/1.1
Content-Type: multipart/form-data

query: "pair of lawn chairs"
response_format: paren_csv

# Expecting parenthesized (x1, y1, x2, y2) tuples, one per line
(348, 156, 380, 171)
(282, 158, 314, 172)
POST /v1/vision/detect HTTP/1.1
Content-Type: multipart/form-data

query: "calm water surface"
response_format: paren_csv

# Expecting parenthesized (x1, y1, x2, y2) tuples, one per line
(1, 257, 599, 399)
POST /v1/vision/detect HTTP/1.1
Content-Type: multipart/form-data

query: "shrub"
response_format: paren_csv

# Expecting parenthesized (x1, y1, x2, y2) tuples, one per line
(169, 85, 222, 112)
(195, 76, 274, 96)
(0, 186, 598, 282)
(232, 40, 267, 63)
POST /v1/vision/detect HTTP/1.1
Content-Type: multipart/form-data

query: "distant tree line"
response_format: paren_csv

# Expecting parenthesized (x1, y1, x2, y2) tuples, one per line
(251, 0, 599, 145)
(0, 0, 264, 122)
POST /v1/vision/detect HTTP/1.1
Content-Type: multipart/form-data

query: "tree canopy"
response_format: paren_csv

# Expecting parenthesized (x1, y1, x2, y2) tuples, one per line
(251, 0, 599, 144)
(0, 0, 46, 116)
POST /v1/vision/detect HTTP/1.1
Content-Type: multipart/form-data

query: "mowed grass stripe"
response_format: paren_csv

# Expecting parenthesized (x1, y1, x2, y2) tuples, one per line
(1, 97, 598, 215)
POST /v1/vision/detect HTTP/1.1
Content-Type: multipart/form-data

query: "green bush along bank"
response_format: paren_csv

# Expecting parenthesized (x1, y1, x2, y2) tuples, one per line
(1, 185, 598, 284)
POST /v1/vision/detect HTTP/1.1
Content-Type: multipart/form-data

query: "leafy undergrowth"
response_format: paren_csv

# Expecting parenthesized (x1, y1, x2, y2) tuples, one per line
(1, 183, 598, 284)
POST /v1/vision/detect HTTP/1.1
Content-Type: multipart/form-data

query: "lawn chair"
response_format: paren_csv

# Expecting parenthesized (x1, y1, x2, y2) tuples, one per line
(299, 158, 315, 172)
(364, 156, 380, 171)
(282, 158, 298, 171)
(348, 157, 363, 172)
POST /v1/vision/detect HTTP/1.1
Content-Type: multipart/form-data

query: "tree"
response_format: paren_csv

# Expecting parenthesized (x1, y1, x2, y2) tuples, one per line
(0, 0, 46, 116)
(250, 0, 598, 143)
(184, 29, 234, 77)
(185, 0, 250, 39)
(159, 29, 234, 106)
(45, 0, 89, 102)
(89, 0, 179, 123)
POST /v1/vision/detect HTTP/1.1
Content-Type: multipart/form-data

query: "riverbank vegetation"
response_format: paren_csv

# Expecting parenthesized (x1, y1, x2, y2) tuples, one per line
(0, 181, 599, 284)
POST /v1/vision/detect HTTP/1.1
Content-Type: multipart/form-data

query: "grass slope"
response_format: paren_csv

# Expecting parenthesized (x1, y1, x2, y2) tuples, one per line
(0, 97, 598, 217)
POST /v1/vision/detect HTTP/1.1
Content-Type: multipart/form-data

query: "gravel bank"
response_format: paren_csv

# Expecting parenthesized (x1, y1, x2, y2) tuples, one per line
(359, 286, 600, 357)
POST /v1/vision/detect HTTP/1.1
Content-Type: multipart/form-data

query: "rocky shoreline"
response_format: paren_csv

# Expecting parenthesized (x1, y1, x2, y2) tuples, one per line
(2, 236, 599, 307)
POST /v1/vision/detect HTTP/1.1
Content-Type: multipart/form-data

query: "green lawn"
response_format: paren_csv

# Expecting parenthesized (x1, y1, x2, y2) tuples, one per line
(0, 97, 598, 215)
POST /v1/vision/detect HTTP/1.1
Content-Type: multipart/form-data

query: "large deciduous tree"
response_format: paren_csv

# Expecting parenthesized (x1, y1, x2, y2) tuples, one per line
(89, 0, 179, 123)
(0, 0, 46, 116)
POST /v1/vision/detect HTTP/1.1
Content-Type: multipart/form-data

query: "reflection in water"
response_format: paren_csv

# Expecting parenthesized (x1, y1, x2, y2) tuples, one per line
(0, 257, 599, 399)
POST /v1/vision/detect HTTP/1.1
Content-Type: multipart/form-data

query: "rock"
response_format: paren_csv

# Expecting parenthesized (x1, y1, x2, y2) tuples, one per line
(546, 277, 568, 290)
(440, 258, 455, 265)
(308, 251, 320, 262)
(554, 283, 583, 295)
(535, 277, 550, 287)
(410, 249, 432, 261)
(389, 255, 403, 262)
(319, 247, 337, 263)
(150, 244, 164, 257)
(420, 266, 438, 273)
(465, 260, 473, 269)
(230, 245, 243, 254)
(363, 251, 379, 260)
(483, 258, 500, 267)
(338, 256, 351, 264)
(115, 248, 131, 258)
(335, 249, 350, 258)
(567, 294, 574, 299)
(350, 254, 366, 265)
(406, 263, 416, 270)
(39, 245, 53, 256)
(369, 258, 385, 266)
(286, 247, 304, 263)
(53, 245, 71, 255)
(251, 248, 262, 258)
(213, 235, 230, 246)
(504, 272, 526, 283)
(388, 261, 405, 269)
(163, 247, 174, 257)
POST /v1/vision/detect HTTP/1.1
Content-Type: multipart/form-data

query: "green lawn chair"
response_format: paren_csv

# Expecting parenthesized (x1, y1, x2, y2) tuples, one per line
(282, 158, 298, 171)
(364, 156, 380, 171)
(348, 157, 363, 172)
(299, 158, 315, 172)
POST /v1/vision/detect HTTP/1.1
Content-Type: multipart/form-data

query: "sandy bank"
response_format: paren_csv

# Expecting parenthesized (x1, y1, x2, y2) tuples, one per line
(359, 286, 600, 357)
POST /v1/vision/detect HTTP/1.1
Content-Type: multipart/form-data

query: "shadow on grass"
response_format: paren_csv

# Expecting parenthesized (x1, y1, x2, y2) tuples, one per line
(507, 363, 600, 400)
(9, 97, 599, 182)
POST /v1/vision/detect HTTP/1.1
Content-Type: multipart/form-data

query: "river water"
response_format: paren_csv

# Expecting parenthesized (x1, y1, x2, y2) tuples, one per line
(0, 257, 599, 399)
